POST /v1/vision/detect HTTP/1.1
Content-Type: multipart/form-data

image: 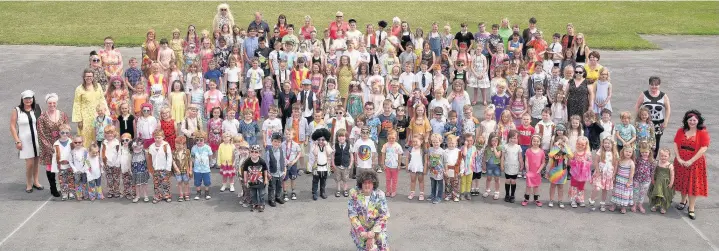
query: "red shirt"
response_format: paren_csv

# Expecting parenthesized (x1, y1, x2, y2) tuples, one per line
(517, 125, 535, 146)
(329, 21, 349, 40)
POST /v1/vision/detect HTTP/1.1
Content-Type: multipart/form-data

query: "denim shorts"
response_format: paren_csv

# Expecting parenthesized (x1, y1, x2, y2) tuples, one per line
(193, 172, 211, 187)
(284, 165, 298, 181)
(175, 174, 190, 182)
(486, 162, 501, 177)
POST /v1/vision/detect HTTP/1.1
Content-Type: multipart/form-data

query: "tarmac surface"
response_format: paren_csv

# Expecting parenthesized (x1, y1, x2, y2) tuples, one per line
(0, 35, 717, 250)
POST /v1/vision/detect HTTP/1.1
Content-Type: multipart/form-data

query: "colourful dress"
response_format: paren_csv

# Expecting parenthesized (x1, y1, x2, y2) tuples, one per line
(338, 67, 353, 98)
(207, 118, 223, 151)
(348, 188, 389, 251)
(260, 89, 274, 117)
(592, 152, 615, 190)
(131, 150, 150, 185)
(37, 111, 69, 166)
(72, 85, 108, 148)
(160, 119, 176, 150)
(170, 92, 186, 122)
(649, 164, 675, 210)
(450, 91, 469, 120)
(346, 92, 364, 118)
(190, 88, 204, 120)
(107, 90, 128, 120)
(611, 162, 633, 206)
(99, 49, 123, 78)
(633, 157, 655, 204)
(525, 148, 545, 187)
(673, 128, 709, 197)
(200, 49, 214, 73)
(548, 145, 572, 185)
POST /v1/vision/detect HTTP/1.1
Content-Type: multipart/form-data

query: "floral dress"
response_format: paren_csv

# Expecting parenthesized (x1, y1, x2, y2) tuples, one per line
(99, 49, 123, 78)
(207, 118, 223, 151)
(108, 90, 129, 120)
(131, 149, 150, 185)
(592, 152, 615, 190)
(348, 188, 389, 251)
(37, 111, 69, 166)
(72, 85, 108, 148)
(346, 92, 364, 118)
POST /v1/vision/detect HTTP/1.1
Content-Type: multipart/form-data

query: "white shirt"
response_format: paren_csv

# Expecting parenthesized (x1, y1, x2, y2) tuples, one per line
(69, 148, 88, 173)
(136, 116, 158, 140)
(345, 30, 363, 43)
(102, 139, 121, 167)
(148, 142, 173, 171)
(343, 49, 361, 69)
(352, 138, 376, 169)
(428, 99, 451, 121)
(51, 139, 72, 172)
(414, 71, 433, 95)
(119, 147, 132, 173)
(262, 118, 283, 146)
(549, 42, 563, 63)
(222, 119, 240, 137)
(374, 30, 388, 46)
(246, 68, 265, 90)
(181, 116, 201, 138)
(398, 72, 415, 95)
(87, 156, 102, 181)
(224, 67, 241, 83)
(313, 144, 334, 171)
(299, 90, 315, 118)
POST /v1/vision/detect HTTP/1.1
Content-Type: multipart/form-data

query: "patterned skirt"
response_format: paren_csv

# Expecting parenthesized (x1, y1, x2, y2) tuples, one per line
(131, 161, 150, 185)
(220, 164, 236, 177)
(611, 164, 633, 206)
(548, 165, 567, 185)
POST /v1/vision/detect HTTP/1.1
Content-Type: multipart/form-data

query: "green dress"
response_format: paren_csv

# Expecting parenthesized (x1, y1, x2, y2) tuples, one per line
(649, 165, 674, 210)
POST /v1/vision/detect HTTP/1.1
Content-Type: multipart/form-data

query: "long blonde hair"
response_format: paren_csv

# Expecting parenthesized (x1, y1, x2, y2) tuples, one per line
(598, 137, 618, 163)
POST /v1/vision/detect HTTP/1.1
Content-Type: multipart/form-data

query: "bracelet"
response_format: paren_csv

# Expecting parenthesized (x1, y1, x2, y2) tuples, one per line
(15, 141, 21, 144)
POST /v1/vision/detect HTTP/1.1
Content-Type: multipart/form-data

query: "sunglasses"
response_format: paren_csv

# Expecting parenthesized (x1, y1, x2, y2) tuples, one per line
(60, 131, 70, 135)
(142, 109, 151, 112)
(74, 141, 83, 144)
(220, 8, 227, 11)
(122, 139, 131, 143)
(575, 71, 584, 74)
(251, 150, 260, 153)
(92, 59, 100, 62)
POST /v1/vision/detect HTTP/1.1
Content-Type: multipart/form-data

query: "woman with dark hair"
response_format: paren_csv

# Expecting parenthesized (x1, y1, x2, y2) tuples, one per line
(635, 76, 671, 155)
(73, 69, 108, 148)
(37, 93, 69, 197)
(89, 51, 109, 92)
(99, 36, 123, 79)
(348, 171, 389, 250)
(566, 65, 594, 118)
(673, 110, 709, 220)
(10, 90, 43, 193)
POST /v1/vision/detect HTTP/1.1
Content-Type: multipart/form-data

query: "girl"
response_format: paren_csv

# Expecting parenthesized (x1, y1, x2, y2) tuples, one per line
(649, 148, 674, 214)
(491, 80, 510, 122)
(224, 59, 242, 96)
(260, 78, 275, 117)
(509, 87, 527, 126)
(497, 110, 515, 145)
(101, 126, 121, 199)
(204, 80, 223, 119)
(310, 63, 324, 101)
(148, 85, 167, 119)
(131, 139, 150, 203)
(447, 79, 470, 121)
(223, 83, 241, 119)
(233, 138, 250, 201)
(86, 144, 104, 201)
(169, 80, 186, 123)
(501, 130, 522, 203)
(366, 65, 384, 101)
(523, 134, 545, 206)
(632, 143, 656, 213)
(599, 109, 614, 142)
(189, 77, 205, 119)
(408, 134, 428, 201)
(119, 133, 136, 200)
(450, 61, 468, 89)
(106, 76, 129, 120)
(465, 133, 484, 198)
(241, 89, 260, 121)
(207, 107, 224, 167)
(173, 136, 192, 202)
(346, 82, 364, 118)
(336, 55, 353, 97)
(590, 137, 618, 212)
(444, 135, 462, 202)
(408, 105, 431, 149)
(546, 135, 573, 208)
(51, 125, 74, 201)
(238, 110, 260, 146)
(567, 115, 584, 152)
(489, 46, 509, 77)
(424, 134, 443, 203)
(136, 103, 159, 149)
(169, 63, 184, 87)
(480, 107, 497, 143)
(381, 130, 402, 197)
(222, 110, 240, 138)
(69, 135, 89, 201)
(635, 107, 656, 152)
(218, 134, 236, 192)
(370, 85, 386, 115)
(132, 83, 148, 116)
(160, 107, 177, 150)
(568, 136, 592, 208)
(610, 146, 636, 214)
(551, 90, 568, 125)
(395, 107, 409, 152)
(117, 103, 135, 139)
(593, 68, 612, 114)
(483, 133, 502, 200)
(324, 80, 341, 111)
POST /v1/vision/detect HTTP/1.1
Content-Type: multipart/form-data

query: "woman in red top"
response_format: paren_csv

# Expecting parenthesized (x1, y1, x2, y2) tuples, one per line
(300, 15, 315, 41)
(275, 14, 288, 38)
(673, 110, 709, 220)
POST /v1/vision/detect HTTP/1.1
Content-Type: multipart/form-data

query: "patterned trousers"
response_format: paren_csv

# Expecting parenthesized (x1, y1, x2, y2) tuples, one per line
(58, 169, 75, 195)
(122, 172, 136, 199)
(87, 178, 103, 200)
(153, 170, 171, 200)
(105, 166, 121, 197)
(633, 181, 651, 204)
(569, 180, 586, 203)
(445, 177, 459, 199)
(74, 173, 88, 199)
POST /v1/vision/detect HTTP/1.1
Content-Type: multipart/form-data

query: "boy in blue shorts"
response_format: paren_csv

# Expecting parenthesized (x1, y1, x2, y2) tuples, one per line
(282, 129, 301, 201)
(191, 131, 213, 200)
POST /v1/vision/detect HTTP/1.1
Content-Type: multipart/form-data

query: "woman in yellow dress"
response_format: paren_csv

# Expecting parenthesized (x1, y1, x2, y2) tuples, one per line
(170, 28, 185, 70)
(73, 69, 108, 148)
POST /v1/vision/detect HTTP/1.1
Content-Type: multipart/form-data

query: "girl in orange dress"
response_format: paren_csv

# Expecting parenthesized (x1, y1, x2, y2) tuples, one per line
(241, 90, 260, 121)
(106, 76, 129, 120)
(99, 36, 123, 78)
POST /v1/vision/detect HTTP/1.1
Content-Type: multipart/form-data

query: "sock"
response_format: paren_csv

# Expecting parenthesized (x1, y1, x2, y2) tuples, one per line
(504, 183, 510, 196)
(534, 195, 539, 201)
(510, 184, 517, 197)
(524, 194, 530, 200)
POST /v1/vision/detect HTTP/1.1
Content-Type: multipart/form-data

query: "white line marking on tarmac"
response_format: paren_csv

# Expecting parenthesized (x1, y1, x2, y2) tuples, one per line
(675, 208, 719, 251)
(0, 197, 51, 247)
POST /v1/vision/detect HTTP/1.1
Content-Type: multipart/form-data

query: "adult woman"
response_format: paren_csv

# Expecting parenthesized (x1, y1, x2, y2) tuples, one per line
(673, 110, 709, 220)
(583, 51, 603, 84)
(566, 65, 594, 118)
(300, 15, 315, 41)
(185, 24, 200, 52)
(36, 93, 68, 197)
(10, 90, 42, 193)
(141, 29, 159, 77)
(561, 23, 576, 54)
(73, 69, 108, 148)
(99, 36, 123, 79)
(275, 14, 288, 38)
(573, 33, 590, 66)
(348, 171, 389, 251)
(634, 76, 671, 154)
(89, 51, 109, 92)
(212, 3, 235, 32)
(498, 18, 513, 50)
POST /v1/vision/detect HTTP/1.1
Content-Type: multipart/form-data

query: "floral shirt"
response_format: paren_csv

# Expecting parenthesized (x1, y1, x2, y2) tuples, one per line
(634, 157, 655, 184)
(348, 188, 389, 251)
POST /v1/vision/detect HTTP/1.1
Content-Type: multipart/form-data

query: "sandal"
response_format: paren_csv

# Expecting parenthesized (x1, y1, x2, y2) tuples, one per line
(184, 195, 190, 201)
(650, 206, 658, 212)
(688, 211, 696, 220)
(407, 191, 415, 200)
(660, 208, 666, 214)
(676, 201, 688, 210)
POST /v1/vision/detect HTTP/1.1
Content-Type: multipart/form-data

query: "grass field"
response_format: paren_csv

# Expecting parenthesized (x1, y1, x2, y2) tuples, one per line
(0, 1, 717, 49)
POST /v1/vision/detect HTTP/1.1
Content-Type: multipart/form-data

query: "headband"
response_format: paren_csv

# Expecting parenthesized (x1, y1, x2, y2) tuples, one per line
(687, 113, 698, 119)
(45, 93, 58, 103)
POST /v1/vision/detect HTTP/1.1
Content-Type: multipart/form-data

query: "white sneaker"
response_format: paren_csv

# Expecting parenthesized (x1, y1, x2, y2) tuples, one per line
(482, 189, 490, 198)
(453, 197, 460, 202)
(229, 184, 235, 192)
(571, 201, 578, 208)
(377, 169, 383, 173)
(220, 184, 227, 192)
(548, 201, 554, 207)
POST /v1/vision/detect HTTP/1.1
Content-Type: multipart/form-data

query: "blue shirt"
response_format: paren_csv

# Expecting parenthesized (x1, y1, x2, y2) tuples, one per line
(191, 145, 213, 173)
(430, 119, 446, 135)
(124, 67, 142, 85)
(366, 116, 381, 142)
(204, 70, 223, 88)
(244, 37, 259, 60)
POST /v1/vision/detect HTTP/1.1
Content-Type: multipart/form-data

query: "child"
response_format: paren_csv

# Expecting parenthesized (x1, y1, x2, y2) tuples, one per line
(346, 82, 365, 118)
(523, 134, 546, 206)
(501, 130, 523, 203)
(567, 115, 584, 152)
(130, 139, 150, 203)
(551, 90, 567, 125)
(333, 129, 354, 197)
(516, 113, 535, 177)
(222, 109, 240, 137)
(635, 107, 656, 152)
(94, 105, 113, 147)
(242, 90, 261, 121)
(242, 145, 270, 212)
(376, 100, 397, 164)
(69, 135, 89, 201)
(106, 76, 129, 120)
(444, 135, 462, 202)
(260, 78, 275, 117)
(278, 82, 297, 128)
(204, 80, 223, 119)
(509, 87, 527, 126)
(491, 80, 511, 122)
(462, 133, 483, 198)
(448, 80, 470, 121)
(159, 107, 177, 150)
(609, 146, 636, 214)
(615, 111, 637, 153)
(169, 80, 187, 122)
(286, 103, 310, 175)
(328, 106, 353, 145)
(148, 85, 167, 119)
(428, 88, 450, 122)
(234, 139, 250, 204)
(632, 143, 656, 214)
(353, 126, 378, 176)
(172, 135, 192, 202)
(282, 129, 302, 201)
(218, 134, 236, 192)
(262, 106, 283, 149)
(350, 116, 365, 147)
(593, 68, 612, 114)
(649, 148, 674, 214)
(147, 129, 173, 203)
(590, 137, 618, 211)
(406, 88, 428, 116)
(483, 133, 502, 200)
(224, 83, 242, 119)
(86, 144, 104, 201)
(423, 135, 441, 203)
(119, 133, 136, 200)
(386, 81, 404, 112)
(51, 125, 74, 201)
(265, 133, 287, 207)
(117, 103, 135, 139)
(191, 131, 213, 200)
(599, 108, 615, 142)
(207, 107, 224, 167)
(568, 136, 592, 208)
(460, 105, 481, 145)
(101, 126, 121, 198)
(444, 111, 462, 145)
(378, 129, 402, 198)
(583, 111, 604, 152)
(124, 57, 143, 95)
(370, 85, 386, 116)
(529, 86, 548, 126)
(480, 107, 497, 142)
(534, 108, 555, 152)
(497, 110, 516, 145)
(310, 129, 333, 200)
(180, 104, 202, 149)
(132, 83, 148, 116)
(430, 107, 447, 141)
(546, 135, 573, 208)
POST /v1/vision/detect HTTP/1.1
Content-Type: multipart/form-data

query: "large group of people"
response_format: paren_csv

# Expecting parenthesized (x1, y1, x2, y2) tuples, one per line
(10, 4, 710, 250)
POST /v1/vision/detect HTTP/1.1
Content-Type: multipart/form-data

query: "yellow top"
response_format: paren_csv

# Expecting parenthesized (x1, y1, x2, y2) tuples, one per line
(217, 143, 235, 166)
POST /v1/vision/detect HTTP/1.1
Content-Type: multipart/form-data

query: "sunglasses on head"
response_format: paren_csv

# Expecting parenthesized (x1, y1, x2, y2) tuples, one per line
(142, 109, 150, 112)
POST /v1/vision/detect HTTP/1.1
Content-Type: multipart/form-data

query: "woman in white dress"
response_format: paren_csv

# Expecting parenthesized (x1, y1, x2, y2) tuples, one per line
(468, 45, 490, 106)
(10, 90, 43, 193)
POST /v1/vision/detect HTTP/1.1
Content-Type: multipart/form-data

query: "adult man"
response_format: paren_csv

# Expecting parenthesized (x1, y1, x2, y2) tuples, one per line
(248, 11, 270, 35)
(329, 11, 349, 40)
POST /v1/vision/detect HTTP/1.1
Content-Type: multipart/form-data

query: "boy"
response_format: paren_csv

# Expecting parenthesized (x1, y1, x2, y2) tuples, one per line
(191, 131, 213, 200)
(352, 126, 377, 176)
(307, 110, 327, 173)
(428, 88, 450, 121)
(527, 63, 548, 98)
(430, 107, 446, 144)
(147, 129, 173, 203)
(328, 106, 354, 144)
(363, 102, 381, 144)
(517, 113, 535, 178)
(94, 105, 113, 147)
(298, 79, 317, 123)
(265, 133, 287, 207)
(406, 88, 429, 116)
(101, 125, 122, 198)
(386, 81, 405, 111)
(529, 85, 549, 126)
(415, 62, 433, 100)
(124, 57, 143, 95)
(310, 128, 333, 200)
(583, 110, 605, 152)
(246, 59, 265, 99)
(282, 129, 302, 201)
(285, 103, 310, 175)
(262, 106, 283, 151)
(332, 129, 353, 197)
(398, 63, 415, 102)
(242, 145, 269, 212)
(534, 108, 555, 152)
(461, 105, 481, 146)
(599, 108, 614, 141)
(291, 58, 310, 92)
(443, 110, 461, 145)
(376, 100, 396, 173)
(52, 124, 73, 200)
(284, 41, 297, 69)
(204, 60, 223, 91)
(548, 33, 563, 67)
(281, 25, 300, 50)
(180, 104, 202, 149)
(274, 60, 292, 93)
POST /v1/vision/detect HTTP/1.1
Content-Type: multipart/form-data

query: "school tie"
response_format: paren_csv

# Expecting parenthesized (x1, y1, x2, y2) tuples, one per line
(422, 73, 426, 89)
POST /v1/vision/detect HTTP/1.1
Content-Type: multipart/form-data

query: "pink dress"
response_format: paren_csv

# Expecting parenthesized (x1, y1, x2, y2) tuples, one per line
(204, 90, 222, 117)
(207, 118, 223, 151)
(525, 148, 546, 187)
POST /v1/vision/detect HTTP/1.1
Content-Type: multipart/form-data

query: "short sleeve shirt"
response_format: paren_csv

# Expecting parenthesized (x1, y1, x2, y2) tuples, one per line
(191, 144, 213, 173)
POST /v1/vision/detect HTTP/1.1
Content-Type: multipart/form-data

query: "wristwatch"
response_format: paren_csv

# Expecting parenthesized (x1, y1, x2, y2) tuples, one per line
(15, 141, 21, 144)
